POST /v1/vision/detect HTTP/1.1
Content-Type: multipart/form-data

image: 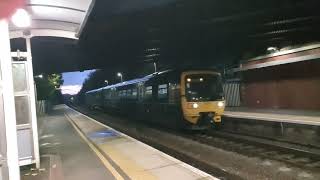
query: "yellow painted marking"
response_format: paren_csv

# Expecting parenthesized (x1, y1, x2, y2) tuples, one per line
(99, 141, 157, 180)
(65, 114, 124, 180)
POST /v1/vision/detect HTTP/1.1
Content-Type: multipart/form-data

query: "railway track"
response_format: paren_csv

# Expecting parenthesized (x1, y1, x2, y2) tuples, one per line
(182, 130, 320, 171)
(69, 104, 320, 179)
(69, 105, 240, 179)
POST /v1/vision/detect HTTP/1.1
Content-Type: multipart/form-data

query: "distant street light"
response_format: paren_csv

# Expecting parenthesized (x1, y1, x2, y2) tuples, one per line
(35, 74, 43, 79)
(117, 72, 123, 82)
(11, 9, 31, 28)
(104, 80, 108, 85)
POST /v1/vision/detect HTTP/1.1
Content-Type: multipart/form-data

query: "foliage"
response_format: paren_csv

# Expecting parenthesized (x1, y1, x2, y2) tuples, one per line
(77, 70, 109, 103)
(35, 74, 64, 102)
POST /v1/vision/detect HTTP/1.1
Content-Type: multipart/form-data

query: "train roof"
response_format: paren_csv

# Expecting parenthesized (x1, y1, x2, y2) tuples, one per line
(85, 68, 219, 94)
(86, 87, 104, 94)
(85, 73, 157, 94)
(102, 73, 156, 90)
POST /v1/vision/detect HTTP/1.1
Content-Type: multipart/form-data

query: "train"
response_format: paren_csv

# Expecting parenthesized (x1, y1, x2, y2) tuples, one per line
(85, 69, 225, 130)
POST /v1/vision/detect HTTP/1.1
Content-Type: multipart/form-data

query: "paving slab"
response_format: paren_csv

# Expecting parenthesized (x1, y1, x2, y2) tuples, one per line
(24, 105, 116, 180)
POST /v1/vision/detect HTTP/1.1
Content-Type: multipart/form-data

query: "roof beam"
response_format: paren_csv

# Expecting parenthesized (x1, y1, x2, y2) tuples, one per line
(76, 0, 96, 38)
(10, 29, 78, 40)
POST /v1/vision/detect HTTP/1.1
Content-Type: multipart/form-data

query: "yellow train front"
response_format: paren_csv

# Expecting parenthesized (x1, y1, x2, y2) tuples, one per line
(180, 71, 225, 130)
(85, 69, 225, 130)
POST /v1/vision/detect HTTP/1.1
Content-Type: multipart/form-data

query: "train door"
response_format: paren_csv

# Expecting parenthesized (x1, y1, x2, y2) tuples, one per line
(142, 81, 154, 121)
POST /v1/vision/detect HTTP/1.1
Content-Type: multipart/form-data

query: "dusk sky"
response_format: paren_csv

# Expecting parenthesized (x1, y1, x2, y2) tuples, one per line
(61, 70, 95, 95)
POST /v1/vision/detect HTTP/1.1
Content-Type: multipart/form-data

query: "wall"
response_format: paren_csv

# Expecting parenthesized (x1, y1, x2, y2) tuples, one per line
(241, 60, 320, 110)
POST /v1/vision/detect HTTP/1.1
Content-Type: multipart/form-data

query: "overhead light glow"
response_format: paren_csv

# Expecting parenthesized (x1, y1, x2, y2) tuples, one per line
(11, 9, 31, 28)
(117, 72, 122, 77)
(187, 78, 191, 82)
(35, 74, 43, 78)
(267, 47, 278, 52)
(145, 54, 160, 58)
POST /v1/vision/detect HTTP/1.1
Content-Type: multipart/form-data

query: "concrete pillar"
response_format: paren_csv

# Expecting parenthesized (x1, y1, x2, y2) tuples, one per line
(26, 37, 40, 169)
(0, 19, 21, 180)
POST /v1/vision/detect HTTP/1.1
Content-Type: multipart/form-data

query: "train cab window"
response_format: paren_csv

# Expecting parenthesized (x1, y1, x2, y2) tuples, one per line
(185, 74, 223, 102)
(158, 84, 168, 99)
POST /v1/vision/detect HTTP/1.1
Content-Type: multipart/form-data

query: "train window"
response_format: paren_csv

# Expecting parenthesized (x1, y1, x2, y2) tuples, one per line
(104, 90, 111, 99)
(116, 90, 120, 98)
(95, 92, 100, 99)
(145, 86, 153, 99)
(126, 89, 132, 98)
(120, 90, 125, 97)
(169, 83, 180, 103)
(138, 86, 144, 100)
(132, 89, 137, 98)
(158, 84, 168, 99)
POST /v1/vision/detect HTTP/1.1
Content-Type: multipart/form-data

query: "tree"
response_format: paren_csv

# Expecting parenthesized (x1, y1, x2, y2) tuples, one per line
(35, 74, 64, 103)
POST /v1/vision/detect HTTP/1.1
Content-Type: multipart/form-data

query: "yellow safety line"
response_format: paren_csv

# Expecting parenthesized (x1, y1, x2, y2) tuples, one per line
(65, 114, 124, 180)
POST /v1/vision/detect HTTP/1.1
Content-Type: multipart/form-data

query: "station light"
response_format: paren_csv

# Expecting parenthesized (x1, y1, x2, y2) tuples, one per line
(117, 72, 123, 82)
(35, 74, 43, 79)
(267, 47, 278, 52)
(11, 8, 31, 28)
(187, 78, 191, 82)
(200, 78, 204, 82)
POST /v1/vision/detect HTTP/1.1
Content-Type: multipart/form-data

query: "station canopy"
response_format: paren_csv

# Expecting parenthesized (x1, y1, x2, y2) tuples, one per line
(9, 0, 93, 39)
(8, 0, 320, 74)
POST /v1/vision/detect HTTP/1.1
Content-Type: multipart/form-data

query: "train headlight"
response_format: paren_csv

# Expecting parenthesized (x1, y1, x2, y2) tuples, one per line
(192, 103, 199, 109)
(218, 101, 225, 108)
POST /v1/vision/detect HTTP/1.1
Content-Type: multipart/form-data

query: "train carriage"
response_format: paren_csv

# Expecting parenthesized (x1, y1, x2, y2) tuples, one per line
(85, 69, 225, 130)
(85, 88, 103, 110)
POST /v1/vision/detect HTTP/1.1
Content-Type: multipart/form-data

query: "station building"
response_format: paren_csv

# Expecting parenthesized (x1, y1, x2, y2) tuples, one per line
(229, 44, 320, 110)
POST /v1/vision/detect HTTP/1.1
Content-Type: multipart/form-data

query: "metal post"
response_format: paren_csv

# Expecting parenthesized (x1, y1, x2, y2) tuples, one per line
(0, 19, 21, 180)
(153, 62, 157, 73)
(26, 37, 40, 169)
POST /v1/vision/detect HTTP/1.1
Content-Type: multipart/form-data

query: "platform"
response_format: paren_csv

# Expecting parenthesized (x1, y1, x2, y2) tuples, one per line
(25, 104, 217, 180)
(224, 107, 320, 126)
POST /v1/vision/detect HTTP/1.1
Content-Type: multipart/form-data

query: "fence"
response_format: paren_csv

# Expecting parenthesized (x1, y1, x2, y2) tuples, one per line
(36, 100, 51, 115)
(223, 80, 241, 107)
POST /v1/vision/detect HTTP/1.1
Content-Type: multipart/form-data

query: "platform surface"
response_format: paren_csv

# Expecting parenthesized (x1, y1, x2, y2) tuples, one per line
(30, 104, 217, 180)
(224, 107, 320, 126)
(21, 105, 116, 180)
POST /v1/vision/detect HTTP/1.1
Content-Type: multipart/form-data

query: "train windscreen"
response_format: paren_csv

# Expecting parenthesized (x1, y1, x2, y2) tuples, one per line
(185, 74, 223, 102)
